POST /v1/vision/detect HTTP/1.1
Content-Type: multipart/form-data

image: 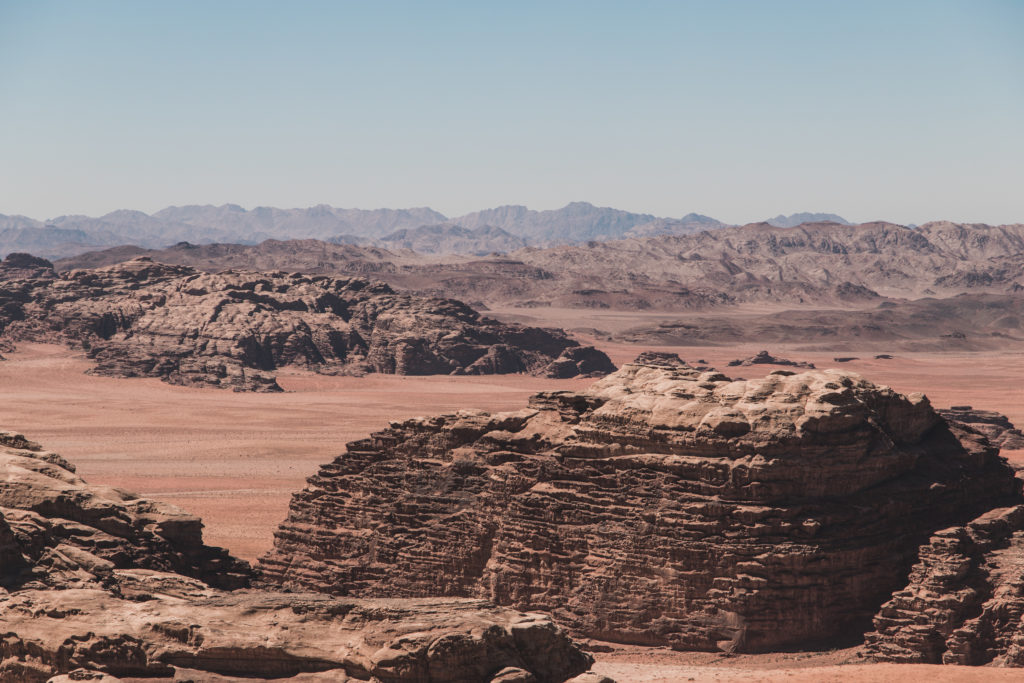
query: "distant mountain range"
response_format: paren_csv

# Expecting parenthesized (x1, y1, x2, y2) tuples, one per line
(0, 203, 853, 259)
(765, 212, 851, 228)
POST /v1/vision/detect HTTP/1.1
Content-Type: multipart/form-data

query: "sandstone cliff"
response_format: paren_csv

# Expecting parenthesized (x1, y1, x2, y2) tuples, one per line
(260, 354, 1022, 652)
(0, 257, 614, 391)
(865, 505, 1024, 666)
(0, 430, 596, 681)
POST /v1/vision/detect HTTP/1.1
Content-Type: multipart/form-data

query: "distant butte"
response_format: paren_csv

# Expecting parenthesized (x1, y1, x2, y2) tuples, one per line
(726, 350, 815, 368)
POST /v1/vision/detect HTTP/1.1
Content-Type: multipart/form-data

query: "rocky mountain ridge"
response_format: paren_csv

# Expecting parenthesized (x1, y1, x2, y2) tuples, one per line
(54, 221, 1024, 311)
(766, 212, 851, 228)
(375, 223, 529, 255)
(3, 203, 861, 259)
(4, 202, 725, 259)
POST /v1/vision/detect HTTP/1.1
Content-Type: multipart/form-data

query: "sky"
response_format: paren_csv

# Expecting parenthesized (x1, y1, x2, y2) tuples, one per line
(1, 0, 1022, 225)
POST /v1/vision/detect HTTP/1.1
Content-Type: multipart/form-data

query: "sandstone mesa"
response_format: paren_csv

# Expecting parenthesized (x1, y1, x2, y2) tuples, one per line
(0, 255, 614, 391)
(259, 353, 1024, 662)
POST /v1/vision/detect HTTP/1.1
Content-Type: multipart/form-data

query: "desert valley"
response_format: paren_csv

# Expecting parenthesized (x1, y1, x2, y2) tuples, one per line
(1, 207, 1024, 681)
(4, 3, 1022, 680)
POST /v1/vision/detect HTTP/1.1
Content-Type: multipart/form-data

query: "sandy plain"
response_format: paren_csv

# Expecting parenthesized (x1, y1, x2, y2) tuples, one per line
(2, 328, 1023, 682)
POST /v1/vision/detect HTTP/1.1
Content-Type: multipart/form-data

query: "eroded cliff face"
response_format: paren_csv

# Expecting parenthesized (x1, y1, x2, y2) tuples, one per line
(259, 353, 1023, 653)
(0, 430, 595, 682)
(0, 257, 614, 391)
(865, 504, 1024, 666)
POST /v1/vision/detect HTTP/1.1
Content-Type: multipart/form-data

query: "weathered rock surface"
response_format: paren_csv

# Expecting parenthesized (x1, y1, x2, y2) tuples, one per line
(260, 355, 1022, 652)
(0, 431, 596, 682)
(0, 257, 613, 390)
(0, 430, 249, 591)
(0, 252, 55, 280)
(726, 350, 815, 369)
(939, 406, 1024, 451)
(2, 588, 592, 682)
(865, 505, 1024, 666)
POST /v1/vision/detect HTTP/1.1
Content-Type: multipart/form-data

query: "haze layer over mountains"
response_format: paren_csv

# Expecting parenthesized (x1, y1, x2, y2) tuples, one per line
(0, 202, 845, 259)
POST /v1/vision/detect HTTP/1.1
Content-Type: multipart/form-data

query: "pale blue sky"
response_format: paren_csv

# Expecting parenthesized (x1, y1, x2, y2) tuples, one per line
(1, 0, 1021, 224)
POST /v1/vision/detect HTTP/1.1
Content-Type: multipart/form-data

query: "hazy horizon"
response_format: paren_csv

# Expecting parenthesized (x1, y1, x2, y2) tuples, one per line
(0, 200, 963, 229)
(0, 198, 921, 228)
(2, 1, 1022, 225)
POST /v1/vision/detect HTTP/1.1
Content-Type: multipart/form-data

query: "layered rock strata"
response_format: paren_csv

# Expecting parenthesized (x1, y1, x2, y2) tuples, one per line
(260, 355, 1022, 652)
(1, 589, 592, 682)
(0, 257, 614, 391)
(939, 406, 1024, 451)
(0, 430, 595, 682)
(865, 505, 1024, 666)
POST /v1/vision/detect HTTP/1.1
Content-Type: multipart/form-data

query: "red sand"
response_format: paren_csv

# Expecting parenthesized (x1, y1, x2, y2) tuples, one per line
(0, 343, 592, 560)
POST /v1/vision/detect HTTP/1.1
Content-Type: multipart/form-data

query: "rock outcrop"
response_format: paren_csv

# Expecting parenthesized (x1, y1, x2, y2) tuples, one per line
(939, 406, 1024, 451)
(0, 252, 55, 280)
(260, 354, 1022, 652)
(0, 257, 613, 390)
(1, 589, 592, 682)
(0, 430, 249, 591)
(865, 505, 1024, 666)
(0, 430, 596, 682)
(726, 350, 815, 369)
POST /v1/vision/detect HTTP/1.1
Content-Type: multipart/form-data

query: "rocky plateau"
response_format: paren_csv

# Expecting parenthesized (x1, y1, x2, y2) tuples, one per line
(939, 406, 1024, 451)
(0, 256, 614, 391)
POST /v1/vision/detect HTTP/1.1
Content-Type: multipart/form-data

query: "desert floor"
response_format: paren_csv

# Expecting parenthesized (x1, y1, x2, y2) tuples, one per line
(2, 335, 1023, 682)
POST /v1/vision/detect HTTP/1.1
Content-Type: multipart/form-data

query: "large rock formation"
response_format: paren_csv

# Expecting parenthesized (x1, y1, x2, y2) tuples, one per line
(0, 252, 55, 280)
(0, 257, 613, 391)
(259, 354, 1022, 653)
(0, 430, 596, 681)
